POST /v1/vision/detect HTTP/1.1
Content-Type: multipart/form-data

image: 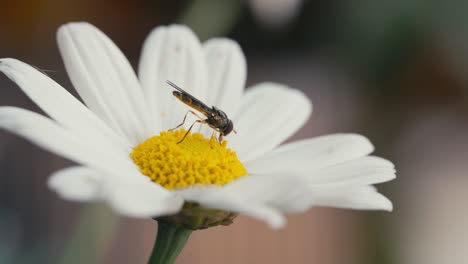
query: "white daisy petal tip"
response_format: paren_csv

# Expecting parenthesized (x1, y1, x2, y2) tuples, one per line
(144, 24, 199, 46)
(261, 82, 313, 116)
(376, 193, 394, 212)
(47, 167, 101, 202)
(384, 201, 393, 212)
(348, 134, 375, 153)
(0, 58, 34, 82)
(168, 24, 198, 36)
(58, 21, 87, 29)
(367, 155, 396, 169)
(203, 37, 246, 69)
(0, 58, 16, 81)
(57, 22, 96, 40)
(204, 37, 243, 52)
(341, 186, 395, 212)
(263, 209, 287, 229)
(143, 24, 200, 49)
(0, 57, 14, 66)
(350, 192, 394, 212)
(245, 208, 287, 229)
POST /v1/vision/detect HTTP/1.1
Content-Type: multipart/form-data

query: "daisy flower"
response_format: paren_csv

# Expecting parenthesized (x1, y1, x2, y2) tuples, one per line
(0, 22, 395, 262)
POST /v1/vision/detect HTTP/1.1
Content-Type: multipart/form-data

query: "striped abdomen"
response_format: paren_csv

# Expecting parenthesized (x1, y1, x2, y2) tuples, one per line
(172, 91, 210, 116)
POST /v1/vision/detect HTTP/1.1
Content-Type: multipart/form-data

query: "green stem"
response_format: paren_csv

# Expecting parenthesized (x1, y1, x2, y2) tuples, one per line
(148, 221, 192, 264)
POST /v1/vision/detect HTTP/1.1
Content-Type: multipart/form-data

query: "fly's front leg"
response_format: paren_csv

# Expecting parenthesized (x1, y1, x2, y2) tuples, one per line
(211, 127, 223, 144)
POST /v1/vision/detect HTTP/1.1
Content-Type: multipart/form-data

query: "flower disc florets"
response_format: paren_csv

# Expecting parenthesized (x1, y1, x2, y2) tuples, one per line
(131, 129, 247, 190)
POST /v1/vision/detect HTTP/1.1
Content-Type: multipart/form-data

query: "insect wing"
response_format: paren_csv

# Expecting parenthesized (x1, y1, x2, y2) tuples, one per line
(167, 81, 213, 117)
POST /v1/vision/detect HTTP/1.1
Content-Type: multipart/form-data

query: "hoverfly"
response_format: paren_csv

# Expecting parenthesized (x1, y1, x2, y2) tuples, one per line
(167, 80, 236, 143)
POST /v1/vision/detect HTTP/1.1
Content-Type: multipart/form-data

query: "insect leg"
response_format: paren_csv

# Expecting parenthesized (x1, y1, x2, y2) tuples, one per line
(170, 110, 203, 131)
(169, 110, 190, 131)
(205, 127, 224, 143)
(177, 119, 205, 144)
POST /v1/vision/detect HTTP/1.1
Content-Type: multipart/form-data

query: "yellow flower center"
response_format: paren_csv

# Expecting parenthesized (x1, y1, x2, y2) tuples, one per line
(130, 129, 247, 190)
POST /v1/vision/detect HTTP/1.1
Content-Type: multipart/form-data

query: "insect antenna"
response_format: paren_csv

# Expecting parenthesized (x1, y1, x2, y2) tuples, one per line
(166, 80, 181, 90)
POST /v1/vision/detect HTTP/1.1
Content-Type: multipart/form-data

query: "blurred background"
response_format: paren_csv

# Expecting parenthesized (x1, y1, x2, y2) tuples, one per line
(1, 0, 468, 263)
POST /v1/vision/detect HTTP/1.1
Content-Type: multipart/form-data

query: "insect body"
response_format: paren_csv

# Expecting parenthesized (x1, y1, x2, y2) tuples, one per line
(167, 80, 235, 143)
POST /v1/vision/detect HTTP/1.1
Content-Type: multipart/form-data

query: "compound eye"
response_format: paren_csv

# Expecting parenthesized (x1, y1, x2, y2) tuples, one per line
(223, 120, 234, 135)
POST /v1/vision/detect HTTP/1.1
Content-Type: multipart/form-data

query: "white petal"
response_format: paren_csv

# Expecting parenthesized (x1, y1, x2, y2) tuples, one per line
(0, 58, 131, 154)
(246, 134, 375, 174)
(229, 83, 312, 161)
(138, 25, 207, 131)
(315, 185, 393, 211)
(243, 156, 395, 211)
(176, 174, 297, 228)
(48, 166, 184, 218)
(278, 185, 393, 213)
(0, 107, 143, 180)
(216, 172, 393, 214)
(308, 156, 396, 185)
(221, 173, 302, 206)
(175, 186, 286, 229)
(105, 178, 184, 218)
(47, 166, 102, 201)
(202, 38, 246, 115)
(57, 22, 154, 144)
